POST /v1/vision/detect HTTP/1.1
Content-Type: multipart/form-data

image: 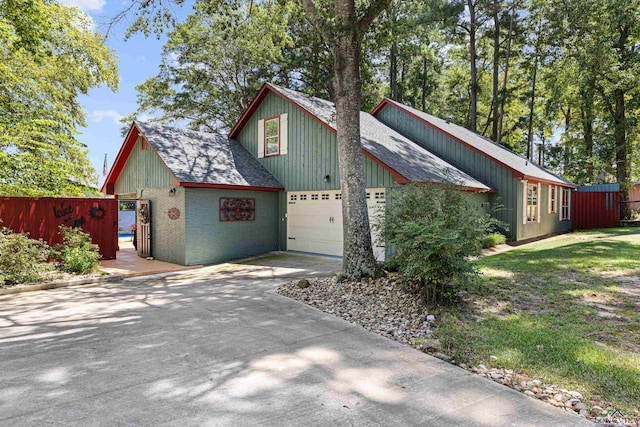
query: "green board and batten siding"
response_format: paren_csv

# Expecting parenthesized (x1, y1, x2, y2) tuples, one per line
(184, 188, 279, 265)
(114, 136, 175, 195)
(235, 92, 397, 251)
(235, 92, 396, 191)
(375, 104, 571, 240)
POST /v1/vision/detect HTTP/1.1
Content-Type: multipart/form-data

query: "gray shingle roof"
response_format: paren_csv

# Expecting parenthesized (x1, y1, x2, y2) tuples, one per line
(380, 100, 576, 187)
(267, 85, 492, 191)
(135, 121, 283, 189)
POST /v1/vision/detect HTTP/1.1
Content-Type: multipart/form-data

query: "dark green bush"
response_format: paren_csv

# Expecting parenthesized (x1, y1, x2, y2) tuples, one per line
(378, 183, 502, 304)
(482, 232, 507, 248)
(0, 228, 55, 286)
(57, 226, 101, 274)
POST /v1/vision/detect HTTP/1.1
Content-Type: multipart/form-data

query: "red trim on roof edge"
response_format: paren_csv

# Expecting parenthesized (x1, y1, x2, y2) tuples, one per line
(180, 182, 284, 192)
(101, 122, 180, 195)
(372, 99, 538, 181)
(522, 176, 578, 188)
(230, 83, 336, 139)
(101, 123, 139, 194)
(361, 149, 408, 184)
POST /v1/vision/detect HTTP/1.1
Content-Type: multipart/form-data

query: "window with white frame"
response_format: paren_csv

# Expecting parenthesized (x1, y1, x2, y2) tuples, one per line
(257, 113, 288, 158)
(264, 117, 280, 156)
(527, 183, 538, 222)
(560, 188, 571, 221)
(548, 185, 557, 213)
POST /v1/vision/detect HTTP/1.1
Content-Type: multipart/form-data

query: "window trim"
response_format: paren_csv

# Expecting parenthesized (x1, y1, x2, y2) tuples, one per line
(548, 185, 557, 214)
(560, 188, 571, 221)
(263, 116, 280, 157)
(526, 182, 539, 223)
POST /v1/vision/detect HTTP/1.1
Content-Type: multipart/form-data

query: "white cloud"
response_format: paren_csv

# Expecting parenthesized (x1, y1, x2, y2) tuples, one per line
(58, 0, 106, 12)
(91, 109, 124, 125)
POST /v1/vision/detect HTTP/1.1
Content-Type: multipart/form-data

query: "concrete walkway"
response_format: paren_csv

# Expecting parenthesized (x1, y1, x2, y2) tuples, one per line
(100, 240, 202, 278)
(0, 254, 592, 426)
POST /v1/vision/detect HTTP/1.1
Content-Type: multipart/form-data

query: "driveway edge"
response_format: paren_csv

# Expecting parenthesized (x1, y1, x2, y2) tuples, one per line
(0, 274, 123, 296)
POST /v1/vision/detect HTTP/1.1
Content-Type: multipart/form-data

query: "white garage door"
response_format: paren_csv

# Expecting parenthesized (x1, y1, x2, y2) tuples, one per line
(287, 189, 386, 261)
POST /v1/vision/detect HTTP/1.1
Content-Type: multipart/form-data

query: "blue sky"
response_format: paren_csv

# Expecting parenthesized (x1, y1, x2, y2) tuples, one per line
(59, 0, 189, 188)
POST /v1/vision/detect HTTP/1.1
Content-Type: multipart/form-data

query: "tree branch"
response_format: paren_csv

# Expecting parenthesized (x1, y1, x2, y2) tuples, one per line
(359, 0, 394, 31)
(299, 0, 329, 40)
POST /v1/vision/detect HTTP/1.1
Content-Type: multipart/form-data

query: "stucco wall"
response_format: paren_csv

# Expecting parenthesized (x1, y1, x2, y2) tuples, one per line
(184, 188, 280, 265)
(137, 187, 186, 265)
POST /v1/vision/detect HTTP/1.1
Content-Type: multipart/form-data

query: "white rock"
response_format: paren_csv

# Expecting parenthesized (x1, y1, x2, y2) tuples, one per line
(490, 373, 504, 380)
(426, 314, 436, 322)
(532, 379, 542, 386)
(489, 355, 498, 361)
(524, 390, 535, 397)
(567, 391, 583, 399)
(574, 402, 587, 411)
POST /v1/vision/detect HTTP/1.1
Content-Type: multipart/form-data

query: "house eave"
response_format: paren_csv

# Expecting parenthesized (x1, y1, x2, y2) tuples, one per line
(180, 182, 284, 192)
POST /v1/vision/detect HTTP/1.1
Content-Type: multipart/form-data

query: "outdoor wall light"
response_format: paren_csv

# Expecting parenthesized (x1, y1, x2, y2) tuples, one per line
(324, 175, 330, 183)
(169, 188, 176, 196)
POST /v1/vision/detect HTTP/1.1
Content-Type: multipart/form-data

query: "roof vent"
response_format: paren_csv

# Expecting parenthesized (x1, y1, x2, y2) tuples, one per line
(445, 114, 453, 124)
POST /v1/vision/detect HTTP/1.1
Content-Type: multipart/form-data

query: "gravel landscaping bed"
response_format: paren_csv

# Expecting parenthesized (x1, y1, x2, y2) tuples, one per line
(277, 274, 619, 423)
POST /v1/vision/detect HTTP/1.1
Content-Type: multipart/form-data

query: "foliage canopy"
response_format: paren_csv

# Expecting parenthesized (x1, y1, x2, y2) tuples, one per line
(0, 0, 118, 196)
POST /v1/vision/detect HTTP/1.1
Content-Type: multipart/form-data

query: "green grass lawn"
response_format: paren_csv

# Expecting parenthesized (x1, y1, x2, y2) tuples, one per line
(434, 228, 640, 415)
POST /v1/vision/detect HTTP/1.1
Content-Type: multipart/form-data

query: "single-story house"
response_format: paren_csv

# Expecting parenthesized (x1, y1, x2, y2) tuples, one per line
(103, 84, 575, 265)
(103, 84, 492, 265)
(371, 99, 577, 241)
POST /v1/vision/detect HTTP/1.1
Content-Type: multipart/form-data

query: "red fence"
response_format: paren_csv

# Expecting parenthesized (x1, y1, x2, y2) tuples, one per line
(0, 197, 118, 260)
(572, 191, 620, 229)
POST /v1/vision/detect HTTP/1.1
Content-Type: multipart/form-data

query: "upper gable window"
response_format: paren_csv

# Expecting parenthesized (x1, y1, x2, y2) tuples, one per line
(265, 117, 280, 156)
(257, 113, 288, 158)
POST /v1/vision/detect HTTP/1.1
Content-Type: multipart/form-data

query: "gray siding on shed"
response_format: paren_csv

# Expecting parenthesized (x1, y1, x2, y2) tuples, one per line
(115, 136, 175, 195)
(235, 92, 397, 191)
(375, 105, 518, 238)
(137, 186, 186, 265)
(184, 188, 279, 265)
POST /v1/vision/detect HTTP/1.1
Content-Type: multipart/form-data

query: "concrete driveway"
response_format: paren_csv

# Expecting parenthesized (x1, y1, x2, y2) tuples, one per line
(0, 253, 591, 426)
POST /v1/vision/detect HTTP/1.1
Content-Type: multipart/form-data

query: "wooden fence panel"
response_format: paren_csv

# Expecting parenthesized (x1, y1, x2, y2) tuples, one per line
(572, 191, 619, 229)
(0, 197, 118, 260)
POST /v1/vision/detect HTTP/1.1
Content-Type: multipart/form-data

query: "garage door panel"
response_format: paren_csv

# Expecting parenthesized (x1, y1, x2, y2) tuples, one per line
(287, 189, 385, 261)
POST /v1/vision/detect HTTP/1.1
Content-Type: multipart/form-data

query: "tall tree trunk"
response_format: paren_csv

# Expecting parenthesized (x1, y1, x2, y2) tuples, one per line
(389, 42, 398, 100)
(580, 88, 594, 182)
(613, 26, 631, 220)
(562, 106, 571, 175)
(467, 0, 478, 132)
(490, 2, 500, 141)
(421, 56, 427, 111)
(614, 89, 631, 219)
(300, 0, 391, 279)
(497, 1, 515, 145)
(399, 59, 405, 102)
(526, 55, 538, 160)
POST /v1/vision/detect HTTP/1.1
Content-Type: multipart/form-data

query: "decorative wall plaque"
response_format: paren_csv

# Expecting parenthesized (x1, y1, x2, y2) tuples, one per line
(167, 207, 180, 220)
(219, 198, 255, 221)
